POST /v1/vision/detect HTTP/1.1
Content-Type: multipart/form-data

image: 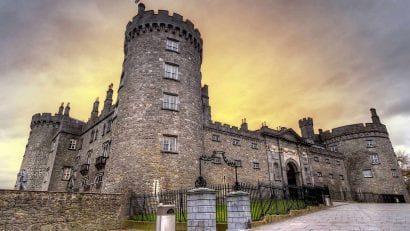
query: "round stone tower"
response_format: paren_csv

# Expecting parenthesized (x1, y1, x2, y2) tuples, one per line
(16, 112, 61, 190)
(321, 108, 409, 202)
(103, 3, 204, 193)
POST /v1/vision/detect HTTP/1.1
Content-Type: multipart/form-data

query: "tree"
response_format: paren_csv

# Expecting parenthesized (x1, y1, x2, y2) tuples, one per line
(396, 150, 410, 192)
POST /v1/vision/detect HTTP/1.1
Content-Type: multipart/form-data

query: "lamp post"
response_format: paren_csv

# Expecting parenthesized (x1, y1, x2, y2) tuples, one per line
(195, 151, 241, 191)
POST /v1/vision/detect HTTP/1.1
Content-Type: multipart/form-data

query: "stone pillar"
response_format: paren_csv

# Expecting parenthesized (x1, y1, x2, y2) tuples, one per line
(226, 191, 252, 231)
(187, 188, 216, 231)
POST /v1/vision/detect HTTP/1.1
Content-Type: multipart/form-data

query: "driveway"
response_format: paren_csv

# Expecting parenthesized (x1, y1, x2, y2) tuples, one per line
(253, 202, 410, 231)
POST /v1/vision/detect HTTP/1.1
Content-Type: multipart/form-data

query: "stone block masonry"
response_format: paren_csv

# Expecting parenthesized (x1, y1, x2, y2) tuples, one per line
(0, 190, 126, 231)
(187, 188, 217, 231)
(226, 191, 251, 231)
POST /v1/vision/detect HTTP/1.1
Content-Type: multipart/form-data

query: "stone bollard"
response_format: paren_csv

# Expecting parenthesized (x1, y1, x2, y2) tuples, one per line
(226, 191, 252, 231)
(187, 188, 217, 231)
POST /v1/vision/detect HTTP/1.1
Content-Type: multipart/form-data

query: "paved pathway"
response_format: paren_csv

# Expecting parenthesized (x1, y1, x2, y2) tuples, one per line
(253, 202, 410, 231)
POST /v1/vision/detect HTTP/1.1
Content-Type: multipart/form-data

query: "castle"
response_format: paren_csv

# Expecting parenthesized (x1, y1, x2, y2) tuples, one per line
(16, 3, 409, 202)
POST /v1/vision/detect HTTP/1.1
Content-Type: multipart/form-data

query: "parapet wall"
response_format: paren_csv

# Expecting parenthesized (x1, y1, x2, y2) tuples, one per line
(31, 113, 61, 128)
(309, 146, 344, 159)
(125, 9, 203, 54)
(321, 123, 388, 141)
(205, 121, 260, 140)
(0, 190, 126, 231)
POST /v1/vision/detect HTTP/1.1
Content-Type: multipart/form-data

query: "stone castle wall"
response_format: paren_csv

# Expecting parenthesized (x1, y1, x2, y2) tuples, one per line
(324, 130, 409, 201)
(103, 6, 204, 194)
(16, 113, 60, 191)
(75, 112, 114, 193)
(0, 190, 126, 231)
(308, 147, 350, 200)
(202, 125, 268, 186)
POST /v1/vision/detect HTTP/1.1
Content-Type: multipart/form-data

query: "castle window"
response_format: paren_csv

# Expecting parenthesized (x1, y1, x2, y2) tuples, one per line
(68, 139, 77, 150)
(94, 129, 98, 141)
(161, 135, 178, 153)
(366, 140, 375, 148)
(325, 158, 330, 164)
(102, 124, 106, 136)
(81, 177, 88, 187)
(90, 130, 94, 143)
(314, 156, 319, 162)
(86, 150, 92, 164)
(233, 139, 240, 146)
(362, 169, 373, 178)
(253, 162, 260, 169)
(62, 167, 72, 181)
(162, 93, 179, 111)
(339, 175, 344, 180)
(273, 163, 280, 180)
(166, 38, 179, 52)
(251, 143, 258, 149)
(164, 63, 179, 80)
(213, 156, 221, 164)
(119, 72, 125, 88)
(316, 172, 322, 177)
(391, 169, 399, 178)
(211, 134, 220, 142)
(102, 141, 111, 157)
(78, 138, 83, 150)
(369, 153, 380, 164)
(330, 145, 337, 152)
(95, 172, 104, 183)
(107, 120, 112, 133)
(329, 173, 334, 179)
(234, 159, 242, 167)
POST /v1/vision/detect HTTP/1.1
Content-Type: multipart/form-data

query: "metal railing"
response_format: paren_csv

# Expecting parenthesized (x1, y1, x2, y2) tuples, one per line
(129, 183, 329, 223)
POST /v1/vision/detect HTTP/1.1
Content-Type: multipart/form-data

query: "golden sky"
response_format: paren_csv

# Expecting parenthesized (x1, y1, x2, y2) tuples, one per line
(1, 0, 410, 188)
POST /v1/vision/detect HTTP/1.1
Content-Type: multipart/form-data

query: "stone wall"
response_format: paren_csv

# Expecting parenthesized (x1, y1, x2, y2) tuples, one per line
(202, 127, 269, 186)
(0, 190, 126, 231)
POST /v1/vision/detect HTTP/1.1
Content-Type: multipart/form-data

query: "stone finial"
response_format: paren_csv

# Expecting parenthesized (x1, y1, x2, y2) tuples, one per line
(109, 83, 114, 90)
(58, 102, 64, 115)
(64, 103, 71, 116)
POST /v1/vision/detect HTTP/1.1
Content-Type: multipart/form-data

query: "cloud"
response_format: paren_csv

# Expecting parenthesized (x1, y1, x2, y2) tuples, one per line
(1, 0, 410, 188)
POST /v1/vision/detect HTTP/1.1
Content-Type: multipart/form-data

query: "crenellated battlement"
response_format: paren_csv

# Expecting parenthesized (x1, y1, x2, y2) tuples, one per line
(321, 122, 388, 141)
(30, 113, 61, 128)
(309, 146, 344, 159)
(299, 117, 313, 127)
(206, 121, 260, 140)
(125, 6, 203, 54)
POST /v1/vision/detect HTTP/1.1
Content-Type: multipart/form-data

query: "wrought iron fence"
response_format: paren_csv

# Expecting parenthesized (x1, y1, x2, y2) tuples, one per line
(129, 183, 329, 223)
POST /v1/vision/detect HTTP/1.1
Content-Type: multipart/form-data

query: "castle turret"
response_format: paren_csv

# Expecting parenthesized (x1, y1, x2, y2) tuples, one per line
(202, 85, 211, 123)
(370, 108, 381, 124)
(16, 111, 62, 191)
(64, 103, 70, 116)
(90, 98, 99, 120)
(102, 83, 114, 114)
(103, 3, 204, 193)
(299, 117, 314, 143)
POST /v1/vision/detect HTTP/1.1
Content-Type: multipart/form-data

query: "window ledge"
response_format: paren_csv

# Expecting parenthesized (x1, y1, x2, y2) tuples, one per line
(161, 151, 179, 154)
(165, 48, 180, 54)
(162, 108, 179, 112)
(163, 77, 180, 82)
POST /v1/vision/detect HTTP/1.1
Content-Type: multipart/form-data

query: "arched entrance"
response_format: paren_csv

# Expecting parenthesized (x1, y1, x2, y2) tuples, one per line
(286, 162, 298, 186)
